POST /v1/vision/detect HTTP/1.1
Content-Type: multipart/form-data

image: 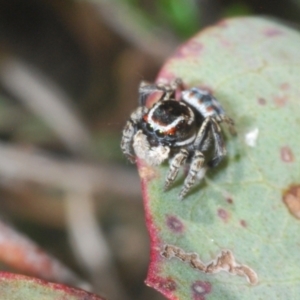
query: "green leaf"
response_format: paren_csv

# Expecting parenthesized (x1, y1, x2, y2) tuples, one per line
(156, 0, 199, 37)
(138, 17, 300, 299)
(0, 272, 105, 300)
(223, 2, 252, 17)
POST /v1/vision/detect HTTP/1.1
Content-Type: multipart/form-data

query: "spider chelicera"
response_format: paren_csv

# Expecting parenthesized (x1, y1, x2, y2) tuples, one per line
(121, 79, 235, 199)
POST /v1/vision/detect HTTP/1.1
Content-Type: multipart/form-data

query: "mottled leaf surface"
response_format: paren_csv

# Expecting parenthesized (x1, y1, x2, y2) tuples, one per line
(138, 17, 300, 299)
(0, 272, 105, 300)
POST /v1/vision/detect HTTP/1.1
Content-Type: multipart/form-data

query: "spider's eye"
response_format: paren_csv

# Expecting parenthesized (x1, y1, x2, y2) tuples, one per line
(146, 123, 153, 132)
(155, 130, 164, 137)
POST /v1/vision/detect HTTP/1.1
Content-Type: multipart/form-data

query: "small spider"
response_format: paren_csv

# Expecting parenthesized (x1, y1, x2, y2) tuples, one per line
(121, 79, 235, 199)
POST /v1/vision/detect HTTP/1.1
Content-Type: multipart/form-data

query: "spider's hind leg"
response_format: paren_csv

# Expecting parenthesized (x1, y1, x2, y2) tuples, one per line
(207, 119, 227, 168)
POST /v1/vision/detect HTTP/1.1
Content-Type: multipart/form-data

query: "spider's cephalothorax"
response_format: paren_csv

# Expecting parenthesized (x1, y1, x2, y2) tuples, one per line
(141, 99, 197, 147)
(121, 79, 235, 199)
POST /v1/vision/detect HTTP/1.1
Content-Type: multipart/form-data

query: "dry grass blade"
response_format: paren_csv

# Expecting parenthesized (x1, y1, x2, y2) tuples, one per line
(0, 58, 91, 154)
(65, 192, 129, 300)
(0, 142, 140, 198)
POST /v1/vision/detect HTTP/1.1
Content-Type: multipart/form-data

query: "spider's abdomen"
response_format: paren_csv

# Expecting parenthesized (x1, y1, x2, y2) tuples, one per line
(182, 87, 225, 119)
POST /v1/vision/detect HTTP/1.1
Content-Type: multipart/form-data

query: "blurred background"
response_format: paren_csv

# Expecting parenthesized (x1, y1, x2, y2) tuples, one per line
(0, 0, 299, 299)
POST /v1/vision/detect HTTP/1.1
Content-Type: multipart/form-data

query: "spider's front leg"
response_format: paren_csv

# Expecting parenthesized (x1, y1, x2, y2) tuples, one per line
(138, 81, 161, 106)
(194, 116, 227, 168)
(218, 115, 236, 135)
(177, 116, 214, 198)
(164, 148, 189, 190)
(138, 78, 183, 105)
(208, 118, 226, 168)
(179, 150, 205, 199)
(121, 106, 148, 163)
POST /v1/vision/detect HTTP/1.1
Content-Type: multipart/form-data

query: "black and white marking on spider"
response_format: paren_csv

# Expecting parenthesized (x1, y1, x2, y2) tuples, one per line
(121, 78, 235, 199)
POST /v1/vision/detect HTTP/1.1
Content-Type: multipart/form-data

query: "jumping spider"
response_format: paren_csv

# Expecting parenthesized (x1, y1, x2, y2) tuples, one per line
(121, 79, 235, 199)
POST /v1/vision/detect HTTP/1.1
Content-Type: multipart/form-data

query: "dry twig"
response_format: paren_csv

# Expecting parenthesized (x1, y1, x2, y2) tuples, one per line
(0, 142, 140, 198)
(0, 219, 90, 290)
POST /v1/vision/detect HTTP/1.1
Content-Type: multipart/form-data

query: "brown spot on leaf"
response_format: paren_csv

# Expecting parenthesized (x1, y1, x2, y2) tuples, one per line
(192, 281, 212, 300)
(281, 146, 294, 163)
(273, 95, 288, 107)
(225, 196, 233, 204)
(223, 192, 234, 204)
(283, 185, 300, 219)
(280, 82, 290, 90)
(263, 28, 283, 37)
(219, 38, 232, 48)
(258, 98, 266, 105)
(217, 208, 229, 222)
(240, 220, 247, 227)
(157, 277, 177, 292)
(166, 215, 184, 233)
